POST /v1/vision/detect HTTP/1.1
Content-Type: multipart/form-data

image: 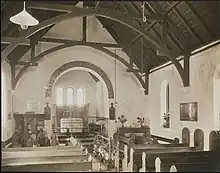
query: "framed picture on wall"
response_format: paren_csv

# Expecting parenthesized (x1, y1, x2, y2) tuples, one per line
(180, 102, 198, 121)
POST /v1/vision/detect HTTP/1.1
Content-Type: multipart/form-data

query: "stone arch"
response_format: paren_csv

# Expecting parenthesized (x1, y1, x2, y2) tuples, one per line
(182, 127, 190, 146)
(45, 61, 114, 99)
(194, 128, 204, 150)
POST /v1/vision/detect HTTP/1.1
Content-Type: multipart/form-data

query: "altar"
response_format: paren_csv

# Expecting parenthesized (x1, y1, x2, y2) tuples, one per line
(60, 117, 83, 133)
(54, 104, 89, 133)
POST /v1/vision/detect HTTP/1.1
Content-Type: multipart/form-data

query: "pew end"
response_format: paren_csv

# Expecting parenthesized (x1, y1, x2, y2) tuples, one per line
(170, 165, 177, 172)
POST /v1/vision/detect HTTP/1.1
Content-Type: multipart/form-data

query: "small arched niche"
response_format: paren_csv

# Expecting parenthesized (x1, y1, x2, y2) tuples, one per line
(194, 128, 204, 150)
(209, 130, 219, 151)
(182, 127, 190, 146)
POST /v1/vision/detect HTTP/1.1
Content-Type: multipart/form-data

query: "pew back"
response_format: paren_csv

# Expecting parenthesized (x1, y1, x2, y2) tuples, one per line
(147, 151, 220, 172)
(2, 146, 92, 172)
(2, 162, 92, 172)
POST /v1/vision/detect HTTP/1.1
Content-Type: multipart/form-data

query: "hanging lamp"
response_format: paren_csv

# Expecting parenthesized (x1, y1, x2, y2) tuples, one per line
(10, 1, 39, 30)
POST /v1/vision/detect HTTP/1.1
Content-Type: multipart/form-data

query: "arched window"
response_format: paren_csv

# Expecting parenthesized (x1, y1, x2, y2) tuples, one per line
(67, 87, 74, 106)
(76, 87, 85, 106)
(161, 80, 170, 128)
(56, 88, 63, 106)
(166, 84, 170, 114)
(1, 71, 7, 127)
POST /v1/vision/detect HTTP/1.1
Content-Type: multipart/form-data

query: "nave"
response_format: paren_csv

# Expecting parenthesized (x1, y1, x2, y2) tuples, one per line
(2, 126, 220, 172)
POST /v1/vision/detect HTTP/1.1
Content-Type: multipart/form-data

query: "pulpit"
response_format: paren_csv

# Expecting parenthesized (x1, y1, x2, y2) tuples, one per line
(14, 113, 48, 145)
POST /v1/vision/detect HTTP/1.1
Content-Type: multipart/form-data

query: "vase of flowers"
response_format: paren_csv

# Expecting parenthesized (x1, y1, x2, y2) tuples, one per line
(137, 117, 145, 127)
(118, 115, 127, 127)
(162, 112, 170, 128)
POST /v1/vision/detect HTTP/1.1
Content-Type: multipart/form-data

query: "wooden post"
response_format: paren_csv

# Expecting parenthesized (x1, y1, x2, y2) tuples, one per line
(109, 137, 112, 159)
(139, 152, 146, 172)
(170, 165, 177, 172)
(155, 157, 161, 172)
(115, 141, 120, 172)
(127, 148, 134, 172)
(122, 145, 128, 171)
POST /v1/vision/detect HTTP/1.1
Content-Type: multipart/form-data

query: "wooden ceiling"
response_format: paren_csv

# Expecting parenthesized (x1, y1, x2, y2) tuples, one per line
(1, 1, 220, 70)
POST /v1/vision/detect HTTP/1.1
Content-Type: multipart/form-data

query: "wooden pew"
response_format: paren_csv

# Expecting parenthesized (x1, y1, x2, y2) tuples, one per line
(125, 145, 196, 172)
(2, 161, 92, 172)
(2, 145, 82, 152)
(113, 127, 184, 171)
(2, 146, 92, 172)
(143, 150, 220, 172)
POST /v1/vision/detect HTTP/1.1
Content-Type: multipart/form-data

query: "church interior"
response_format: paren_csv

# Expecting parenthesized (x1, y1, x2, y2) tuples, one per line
(1, 1, 220, 172)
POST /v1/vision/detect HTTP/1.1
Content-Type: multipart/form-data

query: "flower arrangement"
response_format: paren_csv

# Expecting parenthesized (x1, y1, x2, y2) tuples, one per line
(162, 112, 170, 128)
(118, 115, 127, 127)
(137, 117, 145, 127)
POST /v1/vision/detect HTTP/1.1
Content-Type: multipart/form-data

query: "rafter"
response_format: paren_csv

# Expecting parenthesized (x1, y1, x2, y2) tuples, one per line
(2, 37, 123, 48)
(17, 61, 38, 66)
(27, 2, 162, 20)
(185, 1, 216, 38)
(170, 3, 204, 44)
(147, 2, 190, 50)
(129, 1, 161, 43)
(11, 64, 16, 89)
(131, 1, 180, 44)
(40, 38, 122, 48)
(120, 2, 162, 64)
(2, 4, 163, 63)
(1, 37, 30, 46)
(82, 16, 87, 42)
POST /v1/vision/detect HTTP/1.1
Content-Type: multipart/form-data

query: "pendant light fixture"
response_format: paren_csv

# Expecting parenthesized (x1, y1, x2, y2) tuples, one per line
(10, 1, 39, 30)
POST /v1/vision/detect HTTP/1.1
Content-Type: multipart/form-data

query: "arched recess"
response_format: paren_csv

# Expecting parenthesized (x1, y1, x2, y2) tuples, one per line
(14, 44, 145, 92)
(182, 127, 190, 146)
(194, 128, 204, 150)
(209, 130, 219, 151)
(45, 61, 114, 99)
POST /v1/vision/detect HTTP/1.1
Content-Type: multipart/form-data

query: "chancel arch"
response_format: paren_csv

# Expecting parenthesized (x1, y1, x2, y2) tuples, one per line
(45, 61, 114, 100)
